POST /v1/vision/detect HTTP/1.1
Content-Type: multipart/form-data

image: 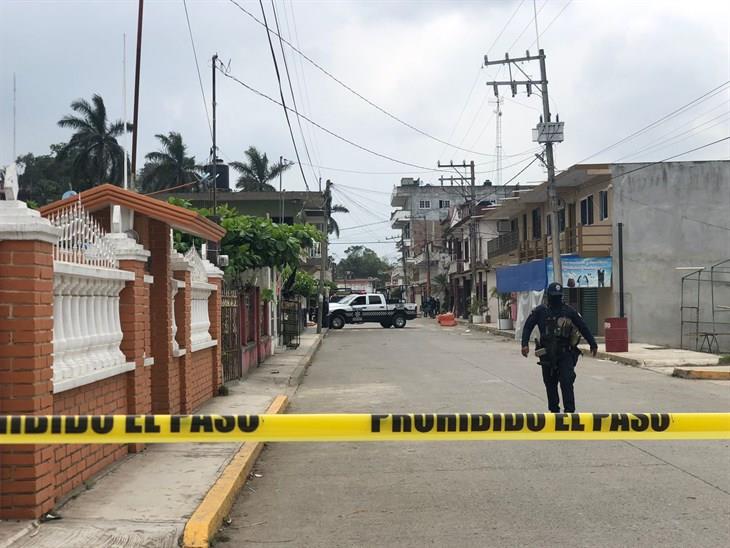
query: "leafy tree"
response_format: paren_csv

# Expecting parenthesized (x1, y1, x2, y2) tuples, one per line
(14, 143, 76, 205)
(327, 203, 349, 237)
(57, 94, 129, 188)
(281, 265, 318, 297)
(140, 132, 200, 192)
(433, 273, 450, 308)
(167, 197, 323, 281)
(230, 146, 290, 192)
(336, 245, 391, 283)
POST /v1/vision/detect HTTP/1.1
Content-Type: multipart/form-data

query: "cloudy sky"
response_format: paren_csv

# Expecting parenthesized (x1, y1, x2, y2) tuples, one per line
(1, 0, 729, 261)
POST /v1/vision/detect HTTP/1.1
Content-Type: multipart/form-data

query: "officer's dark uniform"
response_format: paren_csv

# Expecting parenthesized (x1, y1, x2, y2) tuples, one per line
(521, 283, 597, 413)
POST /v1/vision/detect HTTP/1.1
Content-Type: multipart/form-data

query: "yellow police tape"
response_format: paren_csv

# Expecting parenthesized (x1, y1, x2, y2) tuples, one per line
(0, 413, 728, 443)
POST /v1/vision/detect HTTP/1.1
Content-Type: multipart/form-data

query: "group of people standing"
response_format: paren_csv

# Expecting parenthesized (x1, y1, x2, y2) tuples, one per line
(421, 296, 441, 318)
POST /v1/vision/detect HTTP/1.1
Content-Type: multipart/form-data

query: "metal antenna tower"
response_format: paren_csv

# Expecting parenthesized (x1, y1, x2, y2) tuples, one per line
(490, 96, 504, 186)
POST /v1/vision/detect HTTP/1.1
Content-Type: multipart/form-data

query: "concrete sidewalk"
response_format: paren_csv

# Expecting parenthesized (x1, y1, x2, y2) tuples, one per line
(0, 331, 325, 548)
(454, 318, 724, 376)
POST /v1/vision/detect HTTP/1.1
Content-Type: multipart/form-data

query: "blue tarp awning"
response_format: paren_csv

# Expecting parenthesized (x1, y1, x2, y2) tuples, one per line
(496, 260, 547, 293)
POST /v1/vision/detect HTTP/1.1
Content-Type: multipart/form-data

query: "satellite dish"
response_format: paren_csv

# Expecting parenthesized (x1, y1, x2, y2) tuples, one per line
(62, 190, 78, 200)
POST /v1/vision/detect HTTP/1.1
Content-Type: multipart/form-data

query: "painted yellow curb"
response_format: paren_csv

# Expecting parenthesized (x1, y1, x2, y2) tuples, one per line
(182, 394, 289, 548)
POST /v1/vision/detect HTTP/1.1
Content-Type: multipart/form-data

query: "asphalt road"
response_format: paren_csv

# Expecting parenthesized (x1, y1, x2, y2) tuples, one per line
(221, 319, 730, 547)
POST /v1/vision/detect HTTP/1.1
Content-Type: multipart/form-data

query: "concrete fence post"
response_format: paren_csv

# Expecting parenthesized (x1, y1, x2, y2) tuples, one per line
(0, 200, 60, 519)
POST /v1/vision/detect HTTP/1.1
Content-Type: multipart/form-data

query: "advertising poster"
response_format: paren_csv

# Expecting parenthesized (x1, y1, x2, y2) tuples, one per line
(547, 256, 612, 288)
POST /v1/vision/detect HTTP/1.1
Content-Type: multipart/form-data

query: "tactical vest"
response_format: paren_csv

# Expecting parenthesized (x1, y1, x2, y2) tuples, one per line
(541, 307, 581, 361)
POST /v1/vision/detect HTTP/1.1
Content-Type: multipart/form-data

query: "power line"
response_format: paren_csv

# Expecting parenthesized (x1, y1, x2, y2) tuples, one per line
(227, 0, 500, 158)
(445, 0, 526, 155)
(502, 154, 541, 186)
(257, 0, 310, 190)
(339, 220, 391, 232)
(575, 81, 730, 164)
(614, 111, 730, 162)
(283, 0, 323, 180)
(181, 0, 213, 141)
(506, 0, 548, 52)
(528, 0, 572, 49)
(218, 67, 453, 172)
(270, 0, 318, 185)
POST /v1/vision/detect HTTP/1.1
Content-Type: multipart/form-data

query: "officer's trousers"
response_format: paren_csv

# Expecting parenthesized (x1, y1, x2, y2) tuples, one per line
(541, 352, 577, 413)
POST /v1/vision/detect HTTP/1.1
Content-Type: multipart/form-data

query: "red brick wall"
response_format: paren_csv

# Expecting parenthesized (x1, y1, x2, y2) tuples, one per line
(0, 240, 55, 519)
(52, 376, 128, 501)
(188, 348, 215, 412)
(148, 220, 176, 413)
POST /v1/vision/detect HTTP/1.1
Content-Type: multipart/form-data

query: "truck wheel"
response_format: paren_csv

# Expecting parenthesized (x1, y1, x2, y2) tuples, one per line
(380, 321, 392, 328)
(392, 315, 406, 329)
(330, 315, 345, 330)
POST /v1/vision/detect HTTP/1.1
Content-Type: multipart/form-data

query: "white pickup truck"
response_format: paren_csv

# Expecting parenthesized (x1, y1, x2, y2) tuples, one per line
(327, 293, 418, 330)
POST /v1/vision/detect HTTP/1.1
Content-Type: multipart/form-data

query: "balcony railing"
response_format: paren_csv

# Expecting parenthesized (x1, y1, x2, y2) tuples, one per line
(519, 224, 613, 262)
(487, 230, 519, 258)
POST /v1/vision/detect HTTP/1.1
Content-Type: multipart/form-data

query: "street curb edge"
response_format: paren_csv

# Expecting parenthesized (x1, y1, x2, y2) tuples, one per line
(181, 394, 289, 548)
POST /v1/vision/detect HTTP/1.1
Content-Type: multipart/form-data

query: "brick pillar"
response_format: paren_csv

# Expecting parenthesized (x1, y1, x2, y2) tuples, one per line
(207, 276, 222, 391)
(109, 233, 152, 454)
(173, 269, 192, 413)
(148, 221, 175, 413)
(0, 200, 60, 519)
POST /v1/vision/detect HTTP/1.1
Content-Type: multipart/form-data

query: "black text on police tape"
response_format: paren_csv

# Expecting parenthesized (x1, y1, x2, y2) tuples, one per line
(0, 415, 261, 435)
(369, 413, 671, 433)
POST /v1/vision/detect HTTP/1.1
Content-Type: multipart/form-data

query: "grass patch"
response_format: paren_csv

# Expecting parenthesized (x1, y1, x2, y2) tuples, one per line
(718, 355, 730, 364)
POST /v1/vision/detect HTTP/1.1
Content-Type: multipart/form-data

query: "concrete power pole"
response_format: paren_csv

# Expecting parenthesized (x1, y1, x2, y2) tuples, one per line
(437, 160, 479, 323)
(484, 49, 564, 284)
(317, 179, 332, 334)
(424, 219, 431, 298)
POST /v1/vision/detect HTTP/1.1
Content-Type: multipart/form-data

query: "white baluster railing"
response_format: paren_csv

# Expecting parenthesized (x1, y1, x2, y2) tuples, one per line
(52, 263, 134, 393)
(171, 279, 186, 356)
(189, 281, 216, 352)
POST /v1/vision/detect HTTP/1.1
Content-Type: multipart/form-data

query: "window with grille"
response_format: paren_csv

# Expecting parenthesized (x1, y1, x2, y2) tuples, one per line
(599, 190, 609, 221)
(419, 200, 431, 209)
(580, 195, 594, 225)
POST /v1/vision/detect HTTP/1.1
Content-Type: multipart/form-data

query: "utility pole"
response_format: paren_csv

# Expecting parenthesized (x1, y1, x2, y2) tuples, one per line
(317, 179, 332, 334)
(437, 160, 479, 323)
(12, 73, 16, 160)
(279, 155, 284, 223)
(425, 219, 431, 298)
(484, 49, 564, 283)
(122, 35, 129, 190)
(130, 0, 144, 189)
(211, 53, 218, 218)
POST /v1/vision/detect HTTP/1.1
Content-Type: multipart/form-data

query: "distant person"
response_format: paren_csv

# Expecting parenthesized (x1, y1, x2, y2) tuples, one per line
(520, 282, 598, 413)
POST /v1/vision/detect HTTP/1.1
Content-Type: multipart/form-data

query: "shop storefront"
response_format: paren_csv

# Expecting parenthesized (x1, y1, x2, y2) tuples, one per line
(497, 255, 614, 336)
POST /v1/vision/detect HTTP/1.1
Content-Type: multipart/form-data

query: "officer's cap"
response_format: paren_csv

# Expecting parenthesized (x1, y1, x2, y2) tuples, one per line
(546, 282, 563, 296)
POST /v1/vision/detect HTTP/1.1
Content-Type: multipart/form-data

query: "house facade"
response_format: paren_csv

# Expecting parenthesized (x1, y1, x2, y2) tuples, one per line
(485, 161, 729, 349)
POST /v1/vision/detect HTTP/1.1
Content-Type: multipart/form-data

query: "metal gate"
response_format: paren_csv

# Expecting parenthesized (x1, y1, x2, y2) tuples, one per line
(221, 287, 242, 382)
(281, 299, 301, 349)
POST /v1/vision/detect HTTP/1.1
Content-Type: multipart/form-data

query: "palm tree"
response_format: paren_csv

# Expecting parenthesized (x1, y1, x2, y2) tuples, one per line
(230, 146, 290, 192)
(327, 204, 349, 237)
(140, 132, 200, 192)
(57, 94, 128, 187)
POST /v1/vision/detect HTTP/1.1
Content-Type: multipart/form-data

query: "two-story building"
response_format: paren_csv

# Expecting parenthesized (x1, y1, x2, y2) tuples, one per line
(153, 190, 329, 280)
(485, 160, 729, 350)
(390, 177, 518, 306)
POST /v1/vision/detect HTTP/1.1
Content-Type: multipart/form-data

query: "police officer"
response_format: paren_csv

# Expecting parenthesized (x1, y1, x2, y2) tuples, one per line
(520, 282, 598, 413)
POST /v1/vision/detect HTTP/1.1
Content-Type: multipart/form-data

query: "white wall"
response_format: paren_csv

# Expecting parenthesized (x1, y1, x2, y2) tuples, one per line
(612, 161, 730, 349)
